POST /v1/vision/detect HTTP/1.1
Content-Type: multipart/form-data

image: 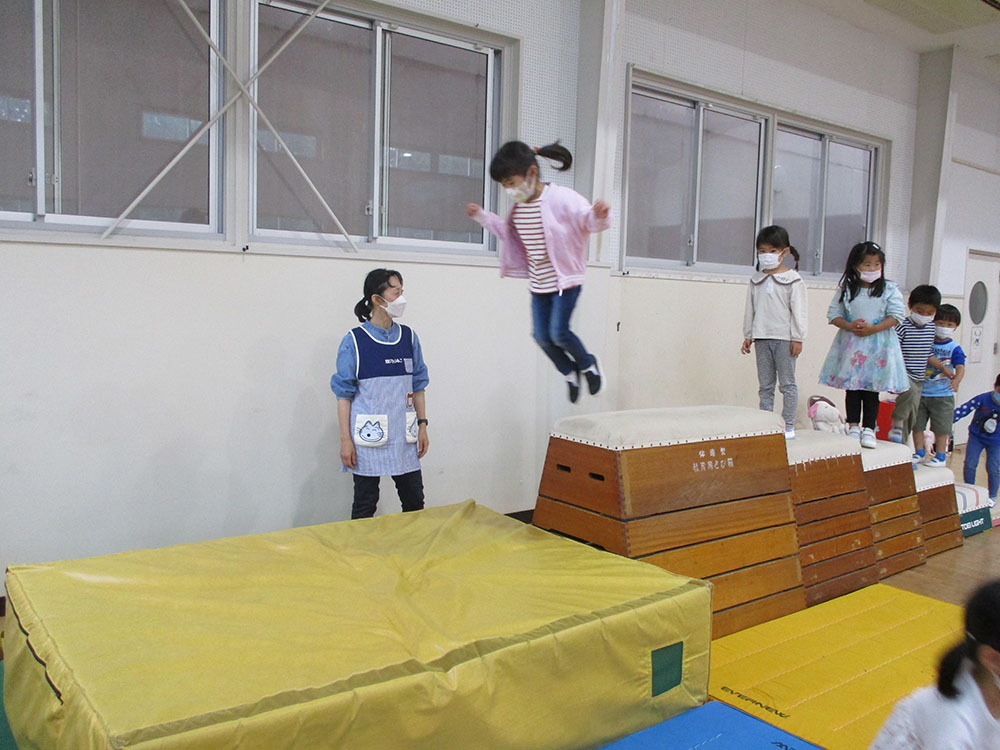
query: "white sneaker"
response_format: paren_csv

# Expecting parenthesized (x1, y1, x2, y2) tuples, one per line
(989, 497, 997, 508)
(847, 425, 861, 439)
(887, 427, 903, 443)
(784, 427, 796, 440)
(860, 427, 877, 449)
(924, 455, 948, 468)
(911, 452, 925, 467)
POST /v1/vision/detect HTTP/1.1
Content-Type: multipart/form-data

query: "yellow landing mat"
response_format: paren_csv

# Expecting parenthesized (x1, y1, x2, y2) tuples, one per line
(4, 500, 710, 750)
(709, 584, 962, 750)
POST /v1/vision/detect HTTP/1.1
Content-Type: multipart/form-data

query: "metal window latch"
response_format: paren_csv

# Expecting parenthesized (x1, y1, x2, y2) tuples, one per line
(364, 200, 373, 216)
(28, 169, 36, 186)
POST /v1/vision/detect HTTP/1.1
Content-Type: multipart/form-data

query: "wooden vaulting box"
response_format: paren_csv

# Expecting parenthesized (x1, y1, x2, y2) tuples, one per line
(786, 431, 878, 606)
(533, 406, 806, 638)
(861, 441, 926, 578)
(913, 464, 963, 556)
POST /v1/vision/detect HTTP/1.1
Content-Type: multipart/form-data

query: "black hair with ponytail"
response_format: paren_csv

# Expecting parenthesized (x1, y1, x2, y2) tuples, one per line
(755, 225, 800, 271)
(353, 268, 402, 323)
(937, 579, 1000, 698)
(488, 140, 572, 182)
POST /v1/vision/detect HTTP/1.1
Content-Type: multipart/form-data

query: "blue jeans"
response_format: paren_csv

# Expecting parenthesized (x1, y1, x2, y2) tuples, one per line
(530, 287, 594, 376)
(964, 431, 1000, 498)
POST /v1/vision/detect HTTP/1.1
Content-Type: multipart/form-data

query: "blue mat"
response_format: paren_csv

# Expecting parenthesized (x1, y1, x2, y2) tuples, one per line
(600, 701, 825, 749)
(1, 664, 16, 750)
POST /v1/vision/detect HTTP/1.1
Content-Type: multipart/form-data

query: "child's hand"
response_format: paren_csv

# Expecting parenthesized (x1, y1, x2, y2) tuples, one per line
(741, 339, 752, 355)
(790, 341, 802, 357)
(465, 203, 482, 217)
(592, 200, 610, 220)
(850, 318, 868, 335)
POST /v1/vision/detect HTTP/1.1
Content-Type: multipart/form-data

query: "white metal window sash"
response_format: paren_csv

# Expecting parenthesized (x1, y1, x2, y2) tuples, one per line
(102, 0, 359, 249)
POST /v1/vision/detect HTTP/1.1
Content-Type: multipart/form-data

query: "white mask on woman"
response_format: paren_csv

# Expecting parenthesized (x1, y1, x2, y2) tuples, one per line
(379, 295, 407, 318)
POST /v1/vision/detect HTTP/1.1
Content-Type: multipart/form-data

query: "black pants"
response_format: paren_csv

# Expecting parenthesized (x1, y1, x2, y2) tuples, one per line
(845, 389, 880, 429)
(351, 470, 424, 519)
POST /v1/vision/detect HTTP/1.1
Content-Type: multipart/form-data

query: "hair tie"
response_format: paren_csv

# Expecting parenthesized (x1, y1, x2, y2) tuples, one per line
(532, 146, 539, 152)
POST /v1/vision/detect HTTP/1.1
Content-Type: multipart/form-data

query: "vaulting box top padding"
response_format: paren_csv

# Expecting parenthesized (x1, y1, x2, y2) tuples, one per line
(4, 500, 711, 750)
(860, 439, 913, 471)
(785, 429, 861, 465)
(913, 464, 955, 492)
(551, 406, 784, 450)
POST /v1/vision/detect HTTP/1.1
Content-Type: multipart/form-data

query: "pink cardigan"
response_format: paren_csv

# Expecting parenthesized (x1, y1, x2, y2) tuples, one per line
(471, 184, 611, 291)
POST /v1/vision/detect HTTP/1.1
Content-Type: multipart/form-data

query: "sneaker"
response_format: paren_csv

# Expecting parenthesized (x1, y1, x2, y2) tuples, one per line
(847, 425, 861, 439)
(860, 427, 877, 449)
(924, 454, 948, 468)
(784, 427, 796, 440)
(912, 450, 926, 467)
(566, 371, 580, 403)
(887, 427, 903, 443)
(989, 497, 997, 508)
(582, 356, 603, 396)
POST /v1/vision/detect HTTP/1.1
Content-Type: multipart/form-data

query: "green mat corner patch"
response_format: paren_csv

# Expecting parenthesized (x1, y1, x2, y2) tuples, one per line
(651, 641, 683, 697)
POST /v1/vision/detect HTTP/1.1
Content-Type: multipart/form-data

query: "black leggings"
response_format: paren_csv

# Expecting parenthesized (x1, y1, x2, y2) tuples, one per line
(845, 390, 880, 429)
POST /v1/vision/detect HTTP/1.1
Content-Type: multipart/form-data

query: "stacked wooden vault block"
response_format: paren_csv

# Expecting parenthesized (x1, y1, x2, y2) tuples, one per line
(861, 441, 926, 578)
(786, 431, 878, 606)
(913, 464, 964, 556)
(532, 406, 806, 638)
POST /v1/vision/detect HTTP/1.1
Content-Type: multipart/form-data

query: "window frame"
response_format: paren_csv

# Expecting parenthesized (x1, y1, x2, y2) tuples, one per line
(1, 0, 512, 263)
(621, 65, 890, 279)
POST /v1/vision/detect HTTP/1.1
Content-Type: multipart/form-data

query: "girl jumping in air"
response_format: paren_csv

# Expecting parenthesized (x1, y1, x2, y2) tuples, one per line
(465, 140, 611, 403)
(330, 269, 429, 519)
(741, 225, 807, 440)
(819, 241, 909, 448)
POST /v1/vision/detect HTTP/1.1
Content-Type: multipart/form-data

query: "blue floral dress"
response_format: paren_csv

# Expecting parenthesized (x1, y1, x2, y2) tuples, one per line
(819, 280, 910, 393)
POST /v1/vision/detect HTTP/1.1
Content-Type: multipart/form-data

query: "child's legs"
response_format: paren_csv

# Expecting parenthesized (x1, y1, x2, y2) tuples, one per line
(925, 395, 954, 455)
(964, 432, 985, 486)
(754, 340, 777, 413)
(845, 390, 877, 427)
(352, 474, 380, 519)
(548, 285, 595, 371)
(983, 442, 1000, 498)
(391, 469, 425, 512)
(891, 380, 921, 433)
(912, 398, 931, 451)
(773, 342, 798, 428)
(531, 292, 575, 376)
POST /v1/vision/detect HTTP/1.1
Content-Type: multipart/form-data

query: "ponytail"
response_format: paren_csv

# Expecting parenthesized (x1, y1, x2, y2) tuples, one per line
(489, 140, 572, 182)
(788, 245, 800, 270)
(936, 579, 1000, 699)
(937, 640, 973, 698)
(354, 268, 402, 323)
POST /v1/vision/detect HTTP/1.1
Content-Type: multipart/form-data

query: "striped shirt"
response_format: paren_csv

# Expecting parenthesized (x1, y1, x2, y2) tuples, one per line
(512, 199, 557, 293)
(895, 318, 937, 381)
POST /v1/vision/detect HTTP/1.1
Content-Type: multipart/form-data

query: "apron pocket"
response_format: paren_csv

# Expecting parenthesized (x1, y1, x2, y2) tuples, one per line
(354, 414, 388, 447)
(405, 411, 418, 444)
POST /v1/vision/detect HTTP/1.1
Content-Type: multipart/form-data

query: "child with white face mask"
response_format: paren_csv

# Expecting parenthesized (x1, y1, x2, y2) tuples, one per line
(869, 579, 1000, 749)
(819, 242, 909, 448)
(887, 284, 943, 448)
(330, 268, 430, 519)
(741, 225, 807, 440)
(465, 140, 611, 403)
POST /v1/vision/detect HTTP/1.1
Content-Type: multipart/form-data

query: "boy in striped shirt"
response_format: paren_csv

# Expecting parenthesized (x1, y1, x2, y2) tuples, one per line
(888, 284, 945, 445)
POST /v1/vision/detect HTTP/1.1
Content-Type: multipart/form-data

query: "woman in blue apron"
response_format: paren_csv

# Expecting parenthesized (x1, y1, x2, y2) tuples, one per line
(331, 269, 429, 518)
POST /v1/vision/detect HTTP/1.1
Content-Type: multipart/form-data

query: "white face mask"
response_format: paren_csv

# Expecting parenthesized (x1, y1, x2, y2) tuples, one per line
(909, 312, 935, 326)
(378, 294, 406, 319)
(935, 325, 955, 338)
(504, 175, 537, 203)
(757, 252, 781, 270)
(858, 269, 882, 283)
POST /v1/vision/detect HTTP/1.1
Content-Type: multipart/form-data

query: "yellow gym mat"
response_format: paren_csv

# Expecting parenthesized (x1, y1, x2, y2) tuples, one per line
(709, 584, 962, 750)
(4, 500, 710, 750)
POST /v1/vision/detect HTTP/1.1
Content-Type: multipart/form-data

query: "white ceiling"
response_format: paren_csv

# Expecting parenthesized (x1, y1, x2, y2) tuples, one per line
(799, 0, 1000, 69)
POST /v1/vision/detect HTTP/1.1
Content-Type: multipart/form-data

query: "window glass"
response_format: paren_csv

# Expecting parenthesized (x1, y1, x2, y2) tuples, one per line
(823, 141, 871, 274)
(625, 93, 695, 262)
(697, 109, 760, 265)
(52, 0, 213, 223)
(385, 33, 487, 244)
(773, 128, 822, 274)
(0, 0, 35, 213)
(256, 6, 372, 235)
